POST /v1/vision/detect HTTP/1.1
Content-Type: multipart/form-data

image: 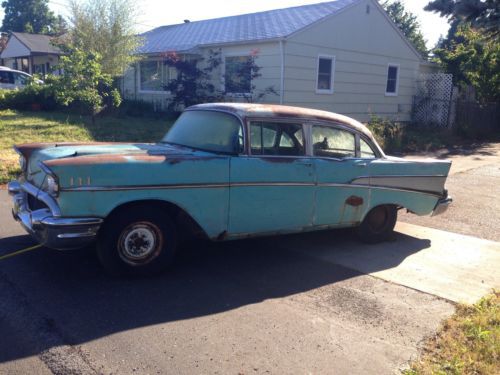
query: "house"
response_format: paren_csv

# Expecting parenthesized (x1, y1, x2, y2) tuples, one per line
(0, 32, 62, 75)
(123, 0, 436, 121)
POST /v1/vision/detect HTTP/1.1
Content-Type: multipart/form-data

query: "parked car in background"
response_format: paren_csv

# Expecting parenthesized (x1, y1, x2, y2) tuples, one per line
(0, 66, 40, 89)
(8, 103, 452, 275)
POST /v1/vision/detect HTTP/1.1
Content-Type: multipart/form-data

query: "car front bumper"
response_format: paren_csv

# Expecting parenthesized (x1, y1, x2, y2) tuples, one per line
(8, 181, 103, 250)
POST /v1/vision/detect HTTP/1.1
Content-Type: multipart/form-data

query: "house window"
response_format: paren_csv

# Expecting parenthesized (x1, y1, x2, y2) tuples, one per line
(316, 55, 335, 93)
(139, 60, 176, 92)
(225, 56, 252, 94)
(385, 64, 399, 95)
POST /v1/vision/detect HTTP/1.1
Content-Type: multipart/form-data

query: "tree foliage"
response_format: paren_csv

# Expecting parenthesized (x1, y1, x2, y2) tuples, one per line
(1, 0, 66, 35)
(425, 0, 499, 40)
(51, 44, 121, 114)
(434, 23, 499, 102)
(381, 0, 428, 58)
(69, 0, 141, 77)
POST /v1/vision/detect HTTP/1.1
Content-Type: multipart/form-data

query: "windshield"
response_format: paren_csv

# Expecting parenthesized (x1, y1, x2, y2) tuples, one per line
(162, 110, 242, 154)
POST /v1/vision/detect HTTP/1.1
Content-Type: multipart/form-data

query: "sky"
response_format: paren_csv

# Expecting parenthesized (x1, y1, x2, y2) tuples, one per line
(2, 0, 450, 49)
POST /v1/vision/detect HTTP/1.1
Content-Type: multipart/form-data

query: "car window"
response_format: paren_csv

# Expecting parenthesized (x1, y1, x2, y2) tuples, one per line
(360, 138, 376, 159)
(250, 121, 304, 156)
(0, 71, 14, 84)
(312, 125, 355, 158)
(14, 73, 29, 85)
(163, 110, 242, 154)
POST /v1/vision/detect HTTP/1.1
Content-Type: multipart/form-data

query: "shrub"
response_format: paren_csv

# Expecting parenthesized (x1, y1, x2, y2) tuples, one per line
(366, 115, 404, 153)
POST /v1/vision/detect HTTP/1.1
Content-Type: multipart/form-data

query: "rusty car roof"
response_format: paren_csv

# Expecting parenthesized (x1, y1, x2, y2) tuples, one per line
(188, 103, 375, 139)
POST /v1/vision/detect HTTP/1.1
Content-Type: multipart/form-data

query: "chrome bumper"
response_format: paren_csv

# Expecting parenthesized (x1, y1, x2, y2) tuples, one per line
(432, 195, 453, 217)
(8, 181, 103, 250)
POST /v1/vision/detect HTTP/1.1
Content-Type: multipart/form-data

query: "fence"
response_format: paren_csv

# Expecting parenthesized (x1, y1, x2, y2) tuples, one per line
(454, 100, 500, 137)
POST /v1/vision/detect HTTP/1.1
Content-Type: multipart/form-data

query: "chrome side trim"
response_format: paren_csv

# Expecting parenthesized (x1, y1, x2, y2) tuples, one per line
(351, 175, 447, 195)
(61, 181, 443, 197)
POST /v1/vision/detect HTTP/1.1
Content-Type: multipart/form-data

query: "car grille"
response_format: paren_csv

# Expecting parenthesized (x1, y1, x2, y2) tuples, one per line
(27, 193, 49, 211)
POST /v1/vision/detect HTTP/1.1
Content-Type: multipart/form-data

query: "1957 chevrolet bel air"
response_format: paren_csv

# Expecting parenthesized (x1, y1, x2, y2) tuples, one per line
(8, 103, 452, 275)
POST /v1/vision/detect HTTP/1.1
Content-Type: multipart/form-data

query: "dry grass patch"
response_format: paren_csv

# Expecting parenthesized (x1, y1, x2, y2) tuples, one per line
(405, 291, 499, 375)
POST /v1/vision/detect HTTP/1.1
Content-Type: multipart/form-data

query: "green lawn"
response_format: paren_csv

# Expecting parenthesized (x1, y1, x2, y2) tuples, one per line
(0, 110, 173, 184)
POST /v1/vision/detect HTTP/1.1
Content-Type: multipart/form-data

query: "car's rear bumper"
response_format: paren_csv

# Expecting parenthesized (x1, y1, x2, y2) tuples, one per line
(432, 195, 452, 217)
(8, 181, 102, 250)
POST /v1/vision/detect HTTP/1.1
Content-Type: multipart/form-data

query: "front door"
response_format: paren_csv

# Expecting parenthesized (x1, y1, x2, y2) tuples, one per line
(229, 120, 315, 235)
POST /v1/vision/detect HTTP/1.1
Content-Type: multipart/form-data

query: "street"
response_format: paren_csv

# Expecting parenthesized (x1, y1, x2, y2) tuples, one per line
(1, 143, 499, 374)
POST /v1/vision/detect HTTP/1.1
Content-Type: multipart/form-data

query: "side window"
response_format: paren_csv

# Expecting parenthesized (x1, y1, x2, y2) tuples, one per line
(360, 138, 376, 159)
(14, 73, 28, 85)
(316, 55, 335, 93)
(250, 122, 304, 156)
(0, 71, 14, 84)
(312, 125, 355, 158)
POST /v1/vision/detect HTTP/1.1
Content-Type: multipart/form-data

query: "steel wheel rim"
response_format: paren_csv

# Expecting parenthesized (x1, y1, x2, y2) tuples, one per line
(367, 207, 389, 234)
(118, 222, 163, 266)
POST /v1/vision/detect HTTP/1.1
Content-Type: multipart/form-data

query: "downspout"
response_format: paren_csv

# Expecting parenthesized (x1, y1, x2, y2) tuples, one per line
(279, 39, 285, 105)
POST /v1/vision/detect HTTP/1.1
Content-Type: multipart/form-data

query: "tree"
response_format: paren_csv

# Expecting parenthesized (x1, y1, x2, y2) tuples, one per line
(1, 0, 63, 35)
(68, 0, 141, 77)
(381, 0, 429, 58)
(433, 23, 499, 102)
(52, 43, 121, 115)
(425, 0, 499, 39)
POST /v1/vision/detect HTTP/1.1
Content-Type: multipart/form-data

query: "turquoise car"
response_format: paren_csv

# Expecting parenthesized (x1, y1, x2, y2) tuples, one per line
(8, 103, 452, 275)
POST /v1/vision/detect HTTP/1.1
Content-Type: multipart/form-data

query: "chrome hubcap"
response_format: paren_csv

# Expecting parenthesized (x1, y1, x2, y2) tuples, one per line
(118, 222, 163, 265)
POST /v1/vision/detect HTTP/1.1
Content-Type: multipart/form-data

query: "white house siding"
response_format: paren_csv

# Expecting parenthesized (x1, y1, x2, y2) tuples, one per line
(0, 35, 30, 59)
(122, 41, 283, 109)
(283, 0, 421, 122)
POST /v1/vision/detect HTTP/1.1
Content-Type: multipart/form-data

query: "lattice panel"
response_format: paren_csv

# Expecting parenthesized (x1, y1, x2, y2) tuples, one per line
(413, 73, 453, 127)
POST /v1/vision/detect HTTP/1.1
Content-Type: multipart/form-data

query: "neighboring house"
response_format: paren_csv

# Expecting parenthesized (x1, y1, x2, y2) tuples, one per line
(0, 32, 62, 75)
(123, 0, 437, 121)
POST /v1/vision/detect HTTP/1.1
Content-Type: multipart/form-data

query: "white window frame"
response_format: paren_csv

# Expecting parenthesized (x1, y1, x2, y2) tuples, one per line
(385, 63, 400, 96)
(138, 59, 174, 94)
(223, 52, 253, 97)
(315, 54, 335, 94)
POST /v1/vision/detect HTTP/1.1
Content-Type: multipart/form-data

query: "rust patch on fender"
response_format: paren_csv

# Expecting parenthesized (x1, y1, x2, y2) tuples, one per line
(345, 195, 364, 207)
(45, 153, 167, 166)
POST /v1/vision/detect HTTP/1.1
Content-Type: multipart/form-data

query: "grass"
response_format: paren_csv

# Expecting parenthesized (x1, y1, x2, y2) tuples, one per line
(0, 109, 173, 184)
(404, 291, 499, 375)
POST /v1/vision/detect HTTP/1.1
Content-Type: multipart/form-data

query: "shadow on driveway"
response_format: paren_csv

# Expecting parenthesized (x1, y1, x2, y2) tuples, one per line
(0, 228, 430, 363)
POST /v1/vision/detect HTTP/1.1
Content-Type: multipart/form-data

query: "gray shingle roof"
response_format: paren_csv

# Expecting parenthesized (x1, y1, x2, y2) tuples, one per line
(13, 32, 61, 54)
(138, 0, 360, 54)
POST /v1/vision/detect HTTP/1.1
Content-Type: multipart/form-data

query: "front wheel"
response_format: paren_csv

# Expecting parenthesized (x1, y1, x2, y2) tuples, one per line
(357, 205, 397, 244)
(97, 207, 178, 276)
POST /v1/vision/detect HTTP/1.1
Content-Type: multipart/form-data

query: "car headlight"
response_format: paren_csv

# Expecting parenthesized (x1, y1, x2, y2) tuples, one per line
(19, 155, 27, 172)
(46, 175, 59, 196)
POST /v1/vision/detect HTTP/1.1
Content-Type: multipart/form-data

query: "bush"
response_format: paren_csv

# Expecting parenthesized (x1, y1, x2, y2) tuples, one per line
(0, 82, 58, 111)
(366, 115, 404, 153)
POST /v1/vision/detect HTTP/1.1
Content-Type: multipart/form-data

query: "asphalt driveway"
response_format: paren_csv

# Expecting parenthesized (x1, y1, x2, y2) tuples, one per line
(1, 143, 499, 374)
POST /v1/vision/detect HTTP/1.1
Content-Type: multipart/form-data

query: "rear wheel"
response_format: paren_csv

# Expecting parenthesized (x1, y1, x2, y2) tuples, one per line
(357, 205, 397, 244)
(97, 207, 177, 276)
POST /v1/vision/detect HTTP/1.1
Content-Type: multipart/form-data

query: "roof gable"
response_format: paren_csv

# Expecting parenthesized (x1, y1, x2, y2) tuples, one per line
(138, 0, 361, 54)
(9, 32, 61, 55)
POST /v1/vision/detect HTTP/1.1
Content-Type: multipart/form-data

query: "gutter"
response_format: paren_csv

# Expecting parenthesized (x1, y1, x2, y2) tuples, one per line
(279, 39, 285, 105)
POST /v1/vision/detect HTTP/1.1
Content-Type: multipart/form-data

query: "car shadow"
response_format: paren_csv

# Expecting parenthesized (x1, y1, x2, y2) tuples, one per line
(0, 227, 430, 363)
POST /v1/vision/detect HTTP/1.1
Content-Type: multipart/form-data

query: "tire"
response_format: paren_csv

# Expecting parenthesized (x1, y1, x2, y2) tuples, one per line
(357, 205, 397, 244)
(97, 206, 177, 276)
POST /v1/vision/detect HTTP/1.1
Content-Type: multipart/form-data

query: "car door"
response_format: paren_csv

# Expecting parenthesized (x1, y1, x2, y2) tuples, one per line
(312, 123, 376, 227)
(229, 120, 315, 235)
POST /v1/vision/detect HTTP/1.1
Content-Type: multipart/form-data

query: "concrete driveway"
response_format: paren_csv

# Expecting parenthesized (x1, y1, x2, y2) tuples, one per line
(1, 143, 499, 374)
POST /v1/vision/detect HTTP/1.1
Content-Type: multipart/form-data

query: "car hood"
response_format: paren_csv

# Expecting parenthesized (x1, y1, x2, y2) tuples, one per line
(16, 142, 197, 187)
